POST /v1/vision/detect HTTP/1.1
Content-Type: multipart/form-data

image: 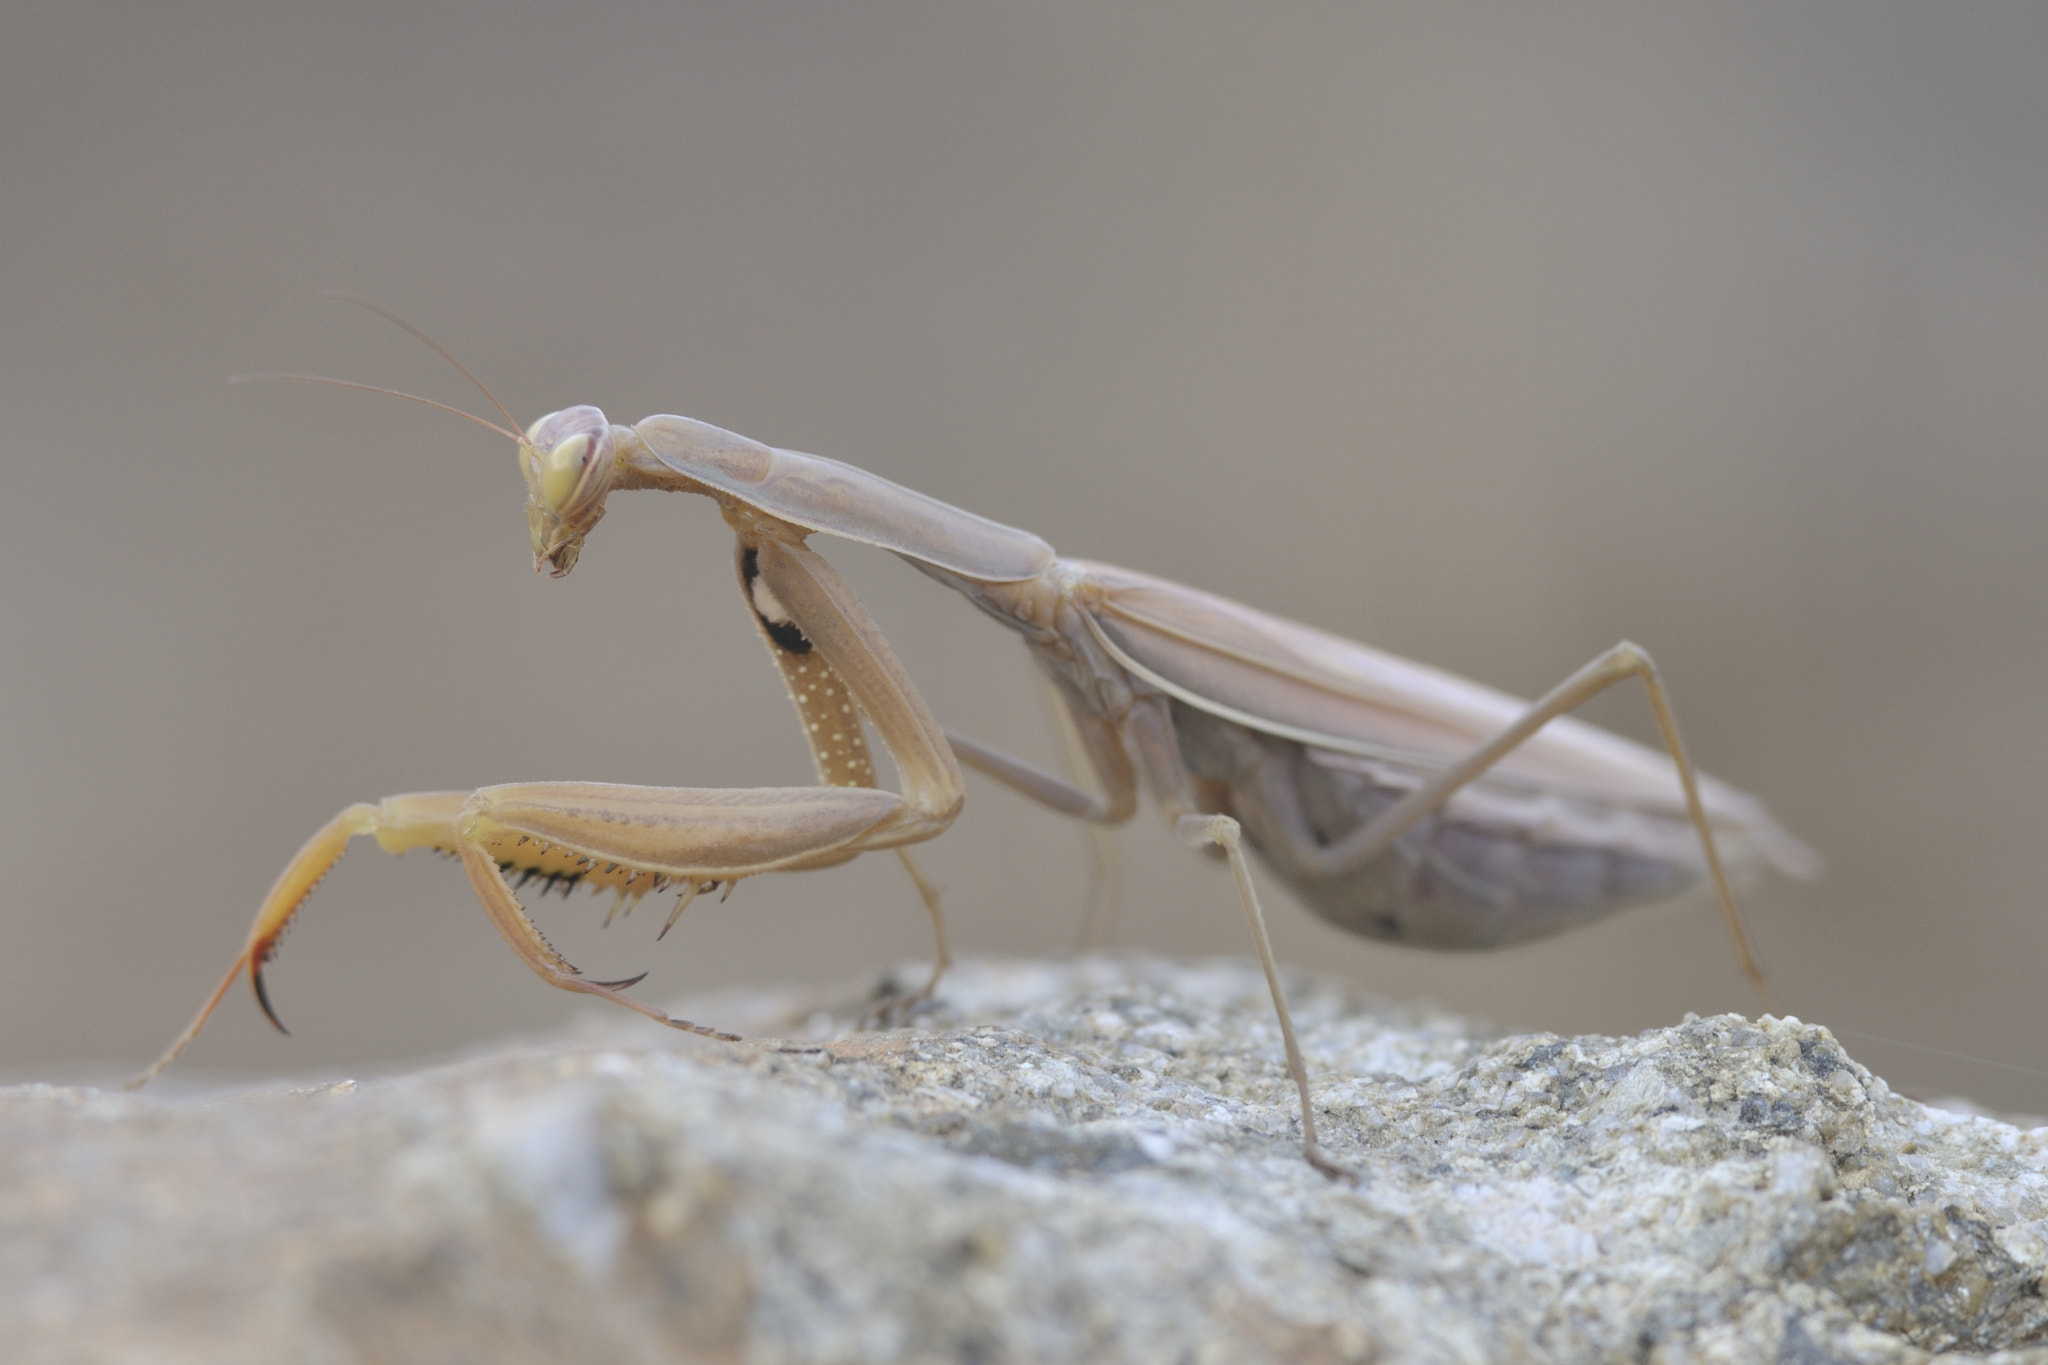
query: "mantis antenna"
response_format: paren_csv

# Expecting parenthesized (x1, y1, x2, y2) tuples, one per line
(226, 372, 521, 444)
(317, 289, 525, 437)
(228, 290, 526, 445)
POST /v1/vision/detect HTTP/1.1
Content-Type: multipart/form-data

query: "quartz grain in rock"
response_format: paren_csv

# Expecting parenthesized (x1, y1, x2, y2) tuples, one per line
(3, 956, 2044, 1364)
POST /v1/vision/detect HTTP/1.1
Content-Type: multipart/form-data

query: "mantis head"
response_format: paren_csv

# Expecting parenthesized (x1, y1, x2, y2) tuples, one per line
(519, 406, 618, 577)
(234, 297, 634, 578)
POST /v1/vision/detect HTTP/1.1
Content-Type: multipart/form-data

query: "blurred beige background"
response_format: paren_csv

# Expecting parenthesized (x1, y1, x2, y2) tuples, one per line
(4, 4, 2044, 1110)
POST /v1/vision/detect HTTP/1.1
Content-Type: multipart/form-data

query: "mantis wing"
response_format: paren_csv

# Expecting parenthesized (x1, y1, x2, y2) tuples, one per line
(1071, 559, 1817, 879)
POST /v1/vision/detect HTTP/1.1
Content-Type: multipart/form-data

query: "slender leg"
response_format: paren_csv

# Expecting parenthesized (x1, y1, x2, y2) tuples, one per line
(1037, 671, 1128, 950)
(895, 849, 952, 994)
(952, 694, 1338, 1156)
(857, 848, 953, 1027)
(1124, 698, 1358, 1181)
(944, 727, 1129, 823)
(943, 718, 1128, 949)
(942, 672, 1139, 948)
(1072, 821, 1126, 950)
(1325, 641, 1772, 1007)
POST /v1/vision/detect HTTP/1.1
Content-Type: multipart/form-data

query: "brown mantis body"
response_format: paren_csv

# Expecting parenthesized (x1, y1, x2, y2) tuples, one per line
(136, 314, 1813, 1176)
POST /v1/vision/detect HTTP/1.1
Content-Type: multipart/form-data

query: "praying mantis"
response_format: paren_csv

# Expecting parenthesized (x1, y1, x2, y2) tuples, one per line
(134, 302, 1815, 1176)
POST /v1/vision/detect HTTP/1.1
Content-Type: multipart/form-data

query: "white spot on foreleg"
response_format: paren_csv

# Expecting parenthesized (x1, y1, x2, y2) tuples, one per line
(748, 573, 794, 627)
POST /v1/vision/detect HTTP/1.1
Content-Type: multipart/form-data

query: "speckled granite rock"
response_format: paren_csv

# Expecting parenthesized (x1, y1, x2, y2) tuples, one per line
(5, 956, 2046, 1364)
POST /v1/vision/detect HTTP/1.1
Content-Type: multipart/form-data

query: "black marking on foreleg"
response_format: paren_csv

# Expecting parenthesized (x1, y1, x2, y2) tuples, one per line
(741, 547, 815, 655)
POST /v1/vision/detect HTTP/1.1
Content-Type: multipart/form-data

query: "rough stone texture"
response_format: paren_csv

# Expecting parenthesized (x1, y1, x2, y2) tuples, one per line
(5, 956, 2046, 1364)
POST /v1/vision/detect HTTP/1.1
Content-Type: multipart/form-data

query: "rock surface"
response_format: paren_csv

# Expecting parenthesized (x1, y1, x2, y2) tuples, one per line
(5, 956, 2047, 1364)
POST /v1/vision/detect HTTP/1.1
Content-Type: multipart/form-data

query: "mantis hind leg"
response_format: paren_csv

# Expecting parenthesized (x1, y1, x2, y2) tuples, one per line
(1327, 641, 1775, 1008)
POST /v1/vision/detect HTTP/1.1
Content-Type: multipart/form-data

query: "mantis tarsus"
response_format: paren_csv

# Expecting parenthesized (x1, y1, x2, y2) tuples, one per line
(135, 302, 1815, 1178)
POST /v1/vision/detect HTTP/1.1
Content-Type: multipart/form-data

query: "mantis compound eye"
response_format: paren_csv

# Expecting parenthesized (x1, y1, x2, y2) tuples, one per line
(540, 432, 596, 514)
(520, 405, 615, 575)
(524, 407, 614, 515)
